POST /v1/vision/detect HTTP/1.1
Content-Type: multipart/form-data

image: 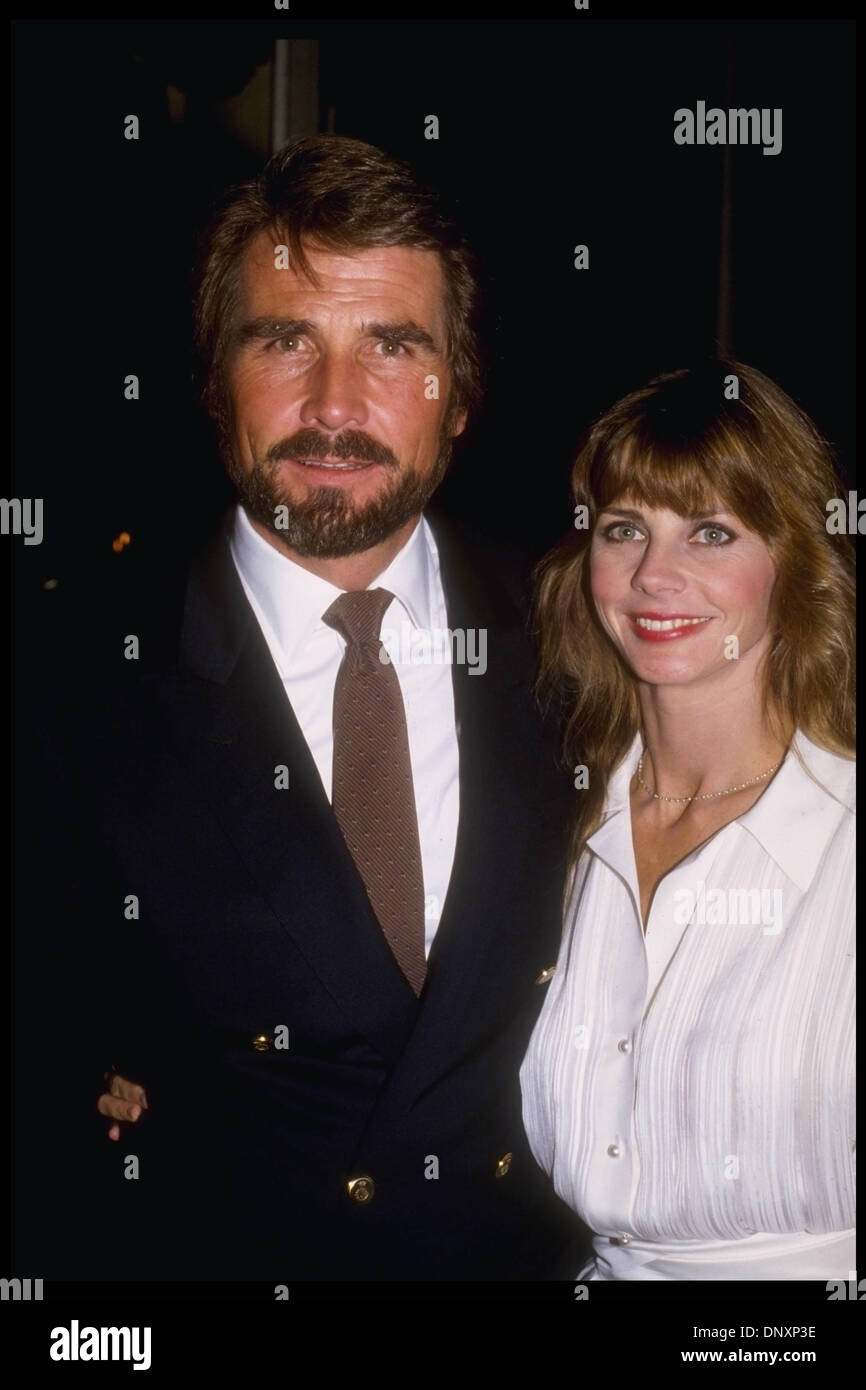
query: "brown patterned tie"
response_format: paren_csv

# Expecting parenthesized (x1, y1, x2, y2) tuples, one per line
(322, 587, 427, 996)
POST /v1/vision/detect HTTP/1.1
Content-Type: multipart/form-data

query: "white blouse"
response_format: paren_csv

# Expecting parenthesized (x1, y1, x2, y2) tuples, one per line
(520, 732, 855, 1280)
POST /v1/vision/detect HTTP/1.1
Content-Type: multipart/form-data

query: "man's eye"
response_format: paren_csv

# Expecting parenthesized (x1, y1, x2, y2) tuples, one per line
(275, 336, 300, 352)
(376, 339, 407, 356)
(693, 524, 734, 545)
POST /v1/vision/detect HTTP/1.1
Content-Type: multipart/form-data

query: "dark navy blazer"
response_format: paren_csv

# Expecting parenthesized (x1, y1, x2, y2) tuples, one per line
(14, 504, 587, 1282)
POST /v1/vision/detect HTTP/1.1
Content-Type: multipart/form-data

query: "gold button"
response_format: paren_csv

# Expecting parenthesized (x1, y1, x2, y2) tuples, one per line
(252, 1033, 270, 1052)
(347, 1175, 376, 1203)
(535, 966, 556, 984)
(494, 1152, 513, 1179)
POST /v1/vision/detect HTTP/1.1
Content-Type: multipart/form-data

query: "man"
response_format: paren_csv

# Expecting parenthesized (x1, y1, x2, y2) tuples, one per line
(15, 135, 583, 1281)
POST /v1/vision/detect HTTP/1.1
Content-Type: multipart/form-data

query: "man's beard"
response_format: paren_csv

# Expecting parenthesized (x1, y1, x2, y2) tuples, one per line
(222, 426, 454, 558)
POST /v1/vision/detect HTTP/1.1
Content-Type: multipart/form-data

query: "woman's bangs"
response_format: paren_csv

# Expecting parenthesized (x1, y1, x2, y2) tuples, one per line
(593, 442, 731, 517)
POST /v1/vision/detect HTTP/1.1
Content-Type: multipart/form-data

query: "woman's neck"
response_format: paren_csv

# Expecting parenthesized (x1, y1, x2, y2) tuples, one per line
(636, 661, 789, 810)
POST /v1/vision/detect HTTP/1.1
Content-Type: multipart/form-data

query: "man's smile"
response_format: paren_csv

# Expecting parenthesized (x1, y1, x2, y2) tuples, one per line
(296, 458, 373, 470)
(281, 455, 384, 486)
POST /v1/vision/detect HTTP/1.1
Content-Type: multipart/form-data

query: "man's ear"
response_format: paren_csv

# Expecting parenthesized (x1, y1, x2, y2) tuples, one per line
(450, 406, 468, 438)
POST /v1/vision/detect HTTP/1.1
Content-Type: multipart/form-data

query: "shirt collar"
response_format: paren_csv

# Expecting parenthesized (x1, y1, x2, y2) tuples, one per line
(582, 736, 642, 898)
(228, 502, 437, 667)
(586, 731, 854, 895)
(736, 732, 854, 891)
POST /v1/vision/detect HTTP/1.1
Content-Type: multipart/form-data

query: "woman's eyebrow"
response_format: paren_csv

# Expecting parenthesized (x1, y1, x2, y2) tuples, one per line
(598, 506, 644, 520)
(599, 506, 730, 521)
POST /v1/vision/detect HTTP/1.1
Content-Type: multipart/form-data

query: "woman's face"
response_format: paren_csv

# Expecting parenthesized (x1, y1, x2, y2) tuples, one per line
(589, 495, 777, 689)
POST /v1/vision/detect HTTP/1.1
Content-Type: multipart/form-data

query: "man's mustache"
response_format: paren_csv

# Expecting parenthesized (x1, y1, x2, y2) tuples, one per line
(268, 430, 399, 469)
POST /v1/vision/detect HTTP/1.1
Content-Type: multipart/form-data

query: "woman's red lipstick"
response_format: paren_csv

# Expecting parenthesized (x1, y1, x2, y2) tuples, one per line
(627, 612, 714, 643)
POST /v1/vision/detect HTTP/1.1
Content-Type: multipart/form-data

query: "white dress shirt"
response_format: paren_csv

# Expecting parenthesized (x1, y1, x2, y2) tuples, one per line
(521, 731, 855, 1279)
(229, 503, 460, 955)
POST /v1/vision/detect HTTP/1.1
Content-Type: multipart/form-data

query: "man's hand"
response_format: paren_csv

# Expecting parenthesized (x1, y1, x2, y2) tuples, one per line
(97, 1072, 148, 1141)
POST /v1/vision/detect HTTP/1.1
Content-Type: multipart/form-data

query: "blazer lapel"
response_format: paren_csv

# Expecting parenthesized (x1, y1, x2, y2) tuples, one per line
(381, 510, 568, 1095)
(158, 505, 564, 1084)
(165, 512, 420, 1064)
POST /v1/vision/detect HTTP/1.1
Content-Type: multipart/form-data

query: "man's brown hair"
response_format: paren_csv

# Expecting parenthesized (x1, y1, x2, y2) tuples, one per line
(191, 134, 482, 443)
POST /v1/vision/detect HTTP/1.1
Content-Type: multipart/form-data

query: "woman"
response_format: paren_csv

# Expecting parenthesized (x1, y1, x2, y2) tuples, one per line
(521, 359, 855, 1280)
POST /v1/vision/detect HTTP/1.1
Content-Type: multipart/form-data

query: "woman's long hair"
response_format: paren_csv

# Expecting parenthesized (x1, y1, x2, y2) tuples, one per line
(535, 359, 855, 872)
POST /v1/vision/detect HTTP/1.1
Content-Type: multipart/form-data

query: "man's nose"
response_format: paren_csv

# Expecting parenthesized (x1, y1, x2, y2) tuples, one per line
(298, 351, 368, 432)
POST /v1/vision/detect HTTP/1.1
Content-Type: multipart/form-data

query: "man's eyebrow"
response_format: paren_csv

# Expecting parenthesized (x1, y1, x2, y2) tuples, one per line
(234, 317, 316, 347)
(232, 316, 439, 351)
(362, 320, 438, 350)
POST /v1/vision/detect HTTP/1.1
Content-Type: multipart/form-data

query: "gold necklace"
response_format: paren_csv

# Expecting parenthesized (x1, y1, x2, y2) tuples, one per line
(636, 749, 782, 803)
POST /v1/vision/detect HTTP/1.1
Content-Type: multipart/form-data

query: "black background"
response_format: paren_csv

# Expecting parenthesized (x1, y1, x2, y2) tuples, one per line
(5, 0, 858, 1345)
(11, 13, 855, 614)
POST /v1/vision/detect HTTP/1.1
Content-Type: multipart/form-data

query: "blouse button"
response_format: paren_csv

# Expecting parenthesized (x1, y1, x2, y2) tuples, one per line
(617, 1038, 632, 1053)
(610, 1233, 631, 1245)
(607, 1143, 621, 1158)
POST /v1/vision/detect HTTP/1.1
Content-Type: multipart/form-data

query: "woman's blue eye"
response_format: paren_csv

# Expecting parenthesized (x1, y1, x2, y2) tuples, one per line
(694, 525, 734, 545)
(603, 523, 642, 542)
(599, 520, 736, 545)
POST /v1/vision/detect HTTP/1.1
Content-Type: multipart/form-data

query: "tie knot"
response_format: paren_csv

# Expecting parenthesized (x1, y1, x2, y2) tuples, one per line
(322, 587, 394, 649)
